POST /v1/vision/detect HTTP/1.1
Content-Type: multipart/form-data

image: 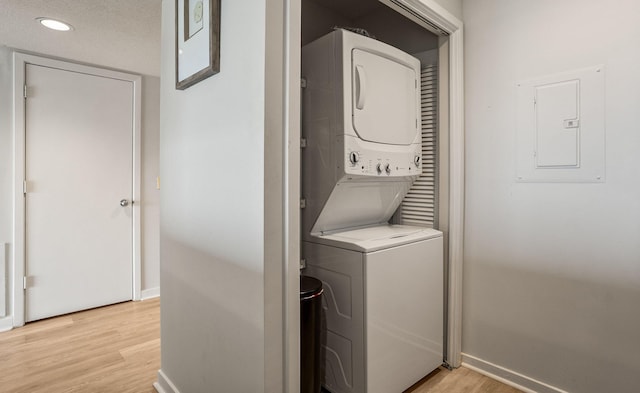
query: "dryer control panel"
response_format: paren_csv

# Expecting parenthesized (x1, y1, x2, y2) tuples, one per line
(343, 136, 421, 177)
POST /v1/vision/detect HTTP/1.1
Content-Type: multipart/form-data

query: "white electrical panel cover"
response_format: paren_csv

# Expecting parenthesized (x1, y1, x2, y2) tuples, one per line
(535, 80, 579, 167)
(516, 65, 605, 182)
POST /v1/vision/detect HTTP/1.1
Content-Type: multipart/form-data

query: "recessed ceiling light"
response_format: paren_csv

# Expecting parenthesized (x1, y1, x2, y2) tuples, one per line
(36, 17, 73, 32)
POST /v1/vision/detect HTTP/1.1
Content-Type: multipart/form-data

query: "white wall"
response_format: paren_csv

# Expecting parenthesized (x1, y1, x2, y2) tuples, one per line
(0, 46, 161, 319)
(0, 46, 12, 317)
(433, 0, 462, 21)
(157, 0, 286, 391)
(141, 75, 161, 295)
(462, 1, 640, 392)
(0, 47, 11, 244)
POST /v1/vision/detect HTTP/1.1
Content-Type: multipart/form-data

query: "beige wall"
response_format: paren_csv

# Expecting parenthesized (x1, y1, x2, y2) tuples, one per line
(0, 47, 11, 248)
(0, 46, 12, 318)
(433, 0, 462, 21)
(157, 0, 284, 390)
(141, 75, 161, 295)
(462, 1, 640, 392)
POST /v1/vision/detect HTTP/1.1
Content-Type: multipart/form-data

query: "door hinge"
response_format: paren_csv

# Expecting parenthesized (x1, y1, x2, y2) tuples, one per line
(300, 78, 307, 89)
(23, 84, 27, 99)
(300, 138, 307, 148)
(23, 276, 27, 290)
(23, 180, 27, 195)
(300, 198, 307, 209)
(300, 259, 307, 270)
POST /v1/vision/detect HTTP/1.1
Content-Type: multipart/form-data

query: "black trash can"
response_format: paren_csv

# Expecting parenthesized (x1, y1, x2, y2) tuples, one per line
(300, 275, 323, 393)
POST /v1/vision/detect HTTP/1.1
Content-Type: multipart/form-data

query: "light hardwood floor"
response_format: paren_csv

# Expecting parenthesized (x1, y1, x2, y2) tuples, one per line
(0, 298, 160, 393)
(0, 298, 520, 393)
(407, 367, 522, 393)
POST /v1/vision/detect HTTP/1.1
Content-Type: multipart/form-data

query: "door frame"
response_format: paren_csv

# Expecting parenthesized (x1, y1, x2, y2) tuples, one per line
(391, 0, 466, 368)
(279, 0, 465, 388)
(366, 1, 466, 368)
(373, 5, 464, 367)
(12, 53, 142, 327)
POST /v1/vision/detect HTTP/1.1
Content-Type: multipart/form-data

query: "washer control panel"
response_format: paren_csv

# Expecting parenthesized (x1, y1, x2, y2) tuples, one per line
(341, 135, 421, 177)
(345, 148, 421, 177)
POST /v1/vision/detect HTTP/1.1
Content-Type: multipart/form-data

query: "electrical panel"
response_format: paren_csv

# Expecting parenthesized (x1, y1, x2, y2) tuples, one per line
(516, 66, 605, 182)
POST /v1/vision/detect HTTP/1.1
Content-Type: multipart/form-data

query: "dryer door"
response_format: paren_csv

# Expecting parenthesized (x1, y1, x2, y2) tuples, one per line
(351, 49, 419, 145)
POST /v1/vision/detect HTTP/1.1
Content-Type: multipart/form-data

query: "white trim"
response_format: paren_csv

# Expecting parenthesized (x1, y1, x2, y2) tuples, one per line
(445, 24, 465, 368)
(12, 52, 142, 326)
(392, 0, 465, 368)
(0, 316, 13, 332)
(141, 287, 160, 300)
(265, 0, 300, 390)
(284, 0, 301, 392)
(132, 73, 143, 301)
(153, 369, 182, 393)
(462, 353, 570, 393)
(12, 54, 26, 327)
(395, 0, 463, 32)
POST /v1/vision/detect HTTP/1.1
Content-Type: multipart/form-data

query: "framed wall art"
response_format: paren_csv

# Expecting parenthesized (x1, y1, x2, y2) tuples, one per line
(175, 0, 220, 90)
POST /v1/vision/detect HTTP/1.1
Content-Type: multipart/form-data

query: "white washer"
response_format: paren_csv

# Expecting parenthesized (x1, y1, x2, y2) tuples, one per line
(303, 225, 443, 393)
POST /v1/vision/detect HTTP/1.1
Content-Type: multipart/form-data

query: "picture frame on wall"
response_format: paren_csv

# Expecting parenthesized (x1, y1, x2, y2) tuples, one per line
(175, 0, 220, 90)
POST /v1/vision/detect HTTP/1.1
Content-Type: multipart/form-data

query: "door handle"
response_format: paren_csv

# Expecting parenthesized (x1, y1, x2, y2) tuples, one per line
(355, 65, 366, 110)
(120, 199, 130, 207)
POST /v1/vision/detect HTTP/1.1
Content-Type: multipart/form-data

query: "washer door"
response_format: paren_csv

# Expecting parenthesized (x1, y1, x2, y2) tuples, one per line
(351, 48, 419, 145)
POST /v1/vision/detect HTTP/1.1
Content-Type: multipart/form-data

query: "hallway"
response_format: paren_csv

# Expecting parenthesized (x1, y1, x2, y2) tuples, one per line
(0, 298, 160, 392)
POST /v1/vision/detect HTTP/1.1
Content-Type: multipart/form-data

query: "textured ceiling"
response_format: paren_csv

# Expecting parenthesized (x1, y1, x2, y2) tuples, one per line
(0, 0, 161, 76)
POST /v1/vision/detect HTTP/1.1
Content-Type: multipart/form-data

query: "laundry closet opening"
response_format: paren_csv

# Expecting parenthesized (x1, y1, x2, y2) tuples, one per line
(298, 0, 451, 391)
(301, 0, 445, 230)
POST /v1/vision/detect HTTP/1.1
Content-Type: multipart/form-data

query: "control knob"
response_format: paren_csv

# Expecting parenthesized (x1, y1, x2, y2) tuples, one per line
(385, 164, 391, 175)
(376, 163, 382, 174)
(414, 155, 421, 167)
(349, 151, 359, 166)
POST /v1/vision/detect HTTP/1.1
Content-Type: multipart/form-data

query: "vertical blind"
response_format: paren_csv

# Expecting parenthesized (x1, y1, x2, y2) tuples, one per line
(400, 64, 438, 227)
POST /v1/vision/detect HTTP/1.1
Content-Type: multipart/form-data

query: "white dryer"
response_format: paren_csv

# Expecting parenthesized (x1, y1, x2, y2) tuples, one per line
(303, 225, 443, 393)
(301, 29, 422, 240)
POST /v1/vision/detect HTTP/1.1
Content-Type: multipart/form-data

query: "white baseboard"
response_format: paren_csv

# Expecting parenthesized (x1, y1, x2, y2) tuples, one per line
(0, 316, 13, 332)
(153, 369, 181, 393)
(462, 353, 569, 393)
(141, 287, 160, 300)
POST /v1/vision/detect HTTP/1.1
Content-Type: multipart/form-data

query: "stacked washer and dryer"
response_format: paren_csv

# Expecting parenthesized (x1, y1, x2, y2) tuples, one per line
(301, 29, 444, 393)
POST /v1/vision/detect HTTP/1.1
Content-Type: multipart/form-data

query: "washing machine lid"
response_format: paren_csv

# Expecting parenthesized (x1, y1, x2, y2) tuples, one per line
(310, 179, 412, 236)
(351, 48, 419, 146)
(311, 224, 442, 252)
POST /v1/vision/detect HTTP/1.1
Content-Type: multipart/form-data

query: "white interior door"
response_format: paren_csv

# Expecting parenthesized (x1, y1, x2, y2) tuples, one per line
(24, 64, 134, 322)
